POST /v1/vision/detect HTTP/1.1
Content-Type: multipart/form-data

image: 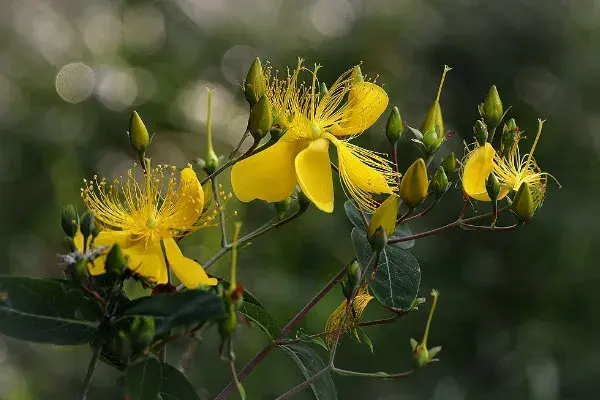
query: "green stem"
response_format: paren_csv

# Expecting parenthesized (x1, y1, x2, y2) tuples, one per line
(78, 343, 103, 400)
(213, 261, 352, 400)
(212, 178, 228, 247)
(200, 139, 260, 186)
(332, 367, 413, 379)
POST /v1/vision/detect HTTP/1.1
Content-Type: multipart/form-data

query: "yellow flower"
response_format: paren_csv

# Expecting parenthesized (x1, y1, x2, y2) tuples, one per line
(462, 119, 558, 203)
(231, 59, 396, 213)
(324, 286, 374, 348)
(76, 163, 218, 288)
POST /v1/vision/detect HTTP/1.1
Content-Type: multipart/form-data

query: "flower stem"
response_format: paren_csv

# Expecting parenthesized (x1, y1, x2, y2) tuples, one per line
(200, 138, 260, 187)
(212, 177, 228, 247)
(78, 343, 103, 400)
(213, 261, 352, 400)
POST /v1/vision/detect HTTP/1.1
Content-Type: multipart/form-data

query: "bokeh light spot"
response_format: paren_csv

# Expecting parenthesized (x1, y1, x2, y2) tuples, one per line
(55, 62, 95, 104)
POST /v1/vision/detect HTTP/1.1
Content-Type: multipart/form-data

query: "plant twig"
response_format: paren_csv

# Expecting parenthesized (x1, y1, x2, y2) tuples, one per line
(78, 343, 103, 400)
(274, 366, 333, 400)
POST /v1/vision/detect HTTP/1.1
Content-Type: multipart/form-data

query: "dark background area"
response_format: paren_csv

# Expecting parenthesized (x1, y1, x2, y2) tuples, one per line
(0, 0, 598, 399)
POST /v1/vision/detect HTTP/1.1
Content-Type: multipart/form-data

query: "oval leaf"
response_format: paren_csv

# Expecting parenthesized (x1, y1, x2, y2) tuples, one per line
(119, 290, 224, 335)
(0, 277, 103, 345)
(159, 362, 201, 400)
(280, 343, 338, 400)
(344, 200, 414, 249)
(125, 357, 162, 400)
(351, 228, 421, 312)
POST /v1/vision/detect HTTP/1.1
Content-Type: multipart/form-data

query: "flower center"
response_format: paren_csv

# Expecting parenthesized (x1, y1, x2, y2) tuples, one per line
(146, 213, 158, 229)
(311, 122, 321, 139)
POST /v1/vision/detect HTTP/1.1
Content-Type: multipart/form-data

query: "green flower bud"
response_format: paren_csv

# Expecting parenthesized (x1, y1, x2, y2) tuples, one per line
(319, 82, 328, 98)
(130, 316, 155, 354)
(61, 205, 79, 238)
(368, 225, 387, 253)
(274, 197, 292, 219)
(80, 212, 95, 240)
(421, 103, 438, 137)
(204, 150, 219, 175)
(244, 58, 267, 107)
(128, 111, 151, 154)
(501, 118, 519, 155)
(71, 258, 88, 282)
(248, 94, 273, 141)
(429, 166, 449, 199)
(269, 127, 284, 143)
(351, 65, 364, 83)
(441, 153, 457, 175)
(386, 106, 403, 145)
(105, 244, 127, 277)
(479, 85, 503, 128)
(399, 159, 429, 208)
(512, 182, 535, 221)
(412, 343, 430, 369)
(346, 261, 361, 291)
(474, 119, 488, 146)
(112, 330, 133, 361)
(485, 173, 501, 202)
(422, 129, 444, 154)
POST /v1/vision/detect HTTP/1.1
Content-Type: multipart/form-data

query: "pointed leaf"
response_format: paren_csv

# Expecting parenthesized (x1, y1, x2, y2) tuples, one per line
(119, 290, 224, 335)
(0, 277, 103, 345)
(351, 228, 421, 312)
(125, 357, 162, 400)
(280, 343, 337, 400)
(159, 362, 201, 400)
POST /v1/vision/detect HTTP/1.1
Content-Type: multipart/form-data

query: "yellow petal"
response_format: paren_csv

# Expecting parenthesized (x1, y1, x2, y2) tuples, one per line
(368, 194, 399, 238)
(328, 134, 393, 212)
(294, 138, 334, 213)
(124, 241, 168, 284)
(163, 238, 218, 288)
(329, 82, 389, 136)
(462, 143, 496, 201)
(87, 230, 133, 276)
(231, 130, 304, 203)
(159, 167, 204, 231)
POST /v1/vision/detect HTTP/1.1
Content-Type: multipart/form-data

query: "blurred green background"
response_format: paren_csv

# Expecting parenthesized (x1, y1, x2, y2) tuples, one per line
(1, 0, 598, 399)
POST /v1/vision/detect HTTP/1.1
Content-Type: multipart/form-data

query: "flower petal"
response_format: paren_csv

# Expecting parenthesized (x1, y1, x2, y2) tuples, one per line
(87, 230, 133, 275)
(328, 134, 393, 212)
(463, 143, 496, 201)
(124, 242, 168, 284)
(329, 82, 389, 136)
(295, 138, 334, 213)
(163, 238, 217, 288)
(231, 130, 305, 203)
(159, 167, 204, 231)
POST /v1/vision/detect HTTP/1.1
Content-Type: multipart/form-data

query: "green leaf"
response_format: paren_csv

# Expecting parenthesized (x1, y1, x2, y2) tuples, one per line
(218, 278, 280, 339)
(280, 343, 338, 400)
(352, 327, 374, 353)
(159, 362, 201, 400)
(351, 228, 421, 312)
(125, 357, 162, 400)
(119, 290, 224, 335)
(295, 328, 328, 351)
(0, 277, 103, 345)
(344, 200, 414, 249)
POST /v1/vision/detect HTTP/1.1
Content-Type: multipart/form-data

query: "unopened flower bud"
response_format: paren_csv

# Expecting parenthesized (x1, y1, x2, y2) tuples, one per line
(512, 182, 535, 221)
(474, 120, 488, 146)
(244, 58, 267, 107)
(80, 212, 95, 240)
(269, 127, 284, 144)
(274, 197, 292, 219)
(351, 65, 364, 83)
(105, 244, 127, 277)
(319, 82, 328, 98)
(399, 159, 429, 208)
(130, 316, 155, 354)
(485, 173, 501, 202)
(429, 166, 449, 199)
(128, 111, 151, 154)
(441, 153, 457, 175)
(368, 225, 387, 253)
(421, 103, 441, 138)
(368, 194, 399, 239)
(61, 205, 79, 238)
(346, 261, 361, 292)
(501, 118, 519, 155)
(386, 106, 403, 145)
(479, 85, 503, 128)
(422, 129, 444, 154)
(71, 258, 88, 282)
(248, 94, 272, 141)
